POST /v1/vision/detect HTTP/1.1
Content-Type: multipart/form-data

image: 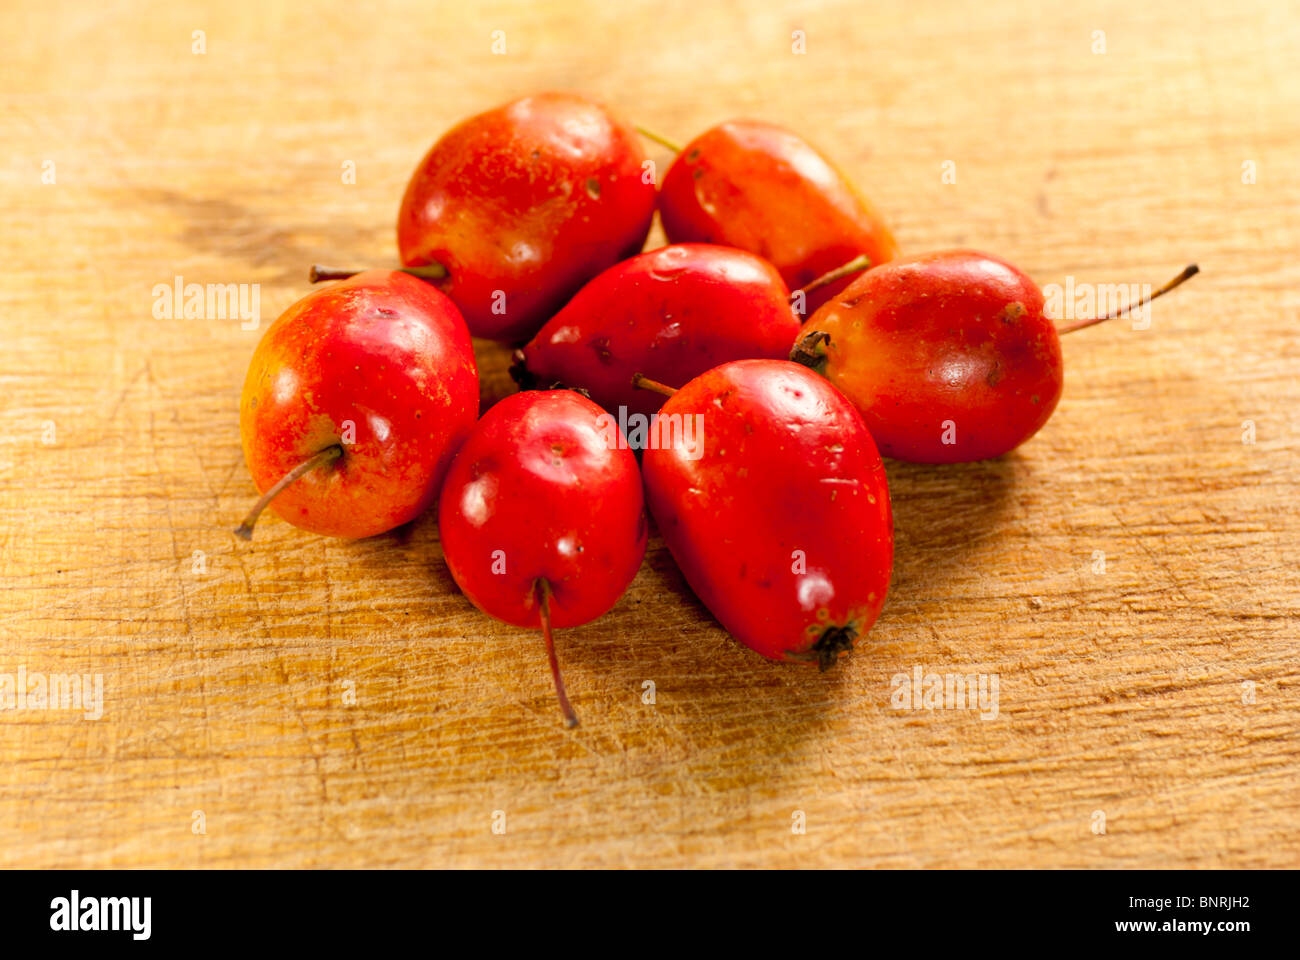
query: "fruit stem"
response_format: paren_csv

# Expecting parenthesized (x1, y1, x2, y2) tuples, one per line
(309, 262, 449, 284)
(635, 126, 683, 154)
(536, 579, 579, 728)
(234, 444, 343, 540)
(1056, 264, 1199, 335)
(792, 254, 872, 302)
(631, 373, 677, 397)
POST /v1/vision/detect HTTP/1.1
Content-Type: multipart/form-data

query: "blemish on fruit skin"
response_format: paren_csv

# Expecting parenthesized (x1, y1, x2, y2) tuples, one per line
(687, 148, 700, 161)
(586, 178, 601, 199)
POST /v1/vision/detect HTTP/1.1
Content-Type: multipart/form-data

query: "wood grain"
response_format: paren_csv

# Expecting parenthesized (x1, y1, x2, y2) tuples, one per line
(0, 0, 1296, 868)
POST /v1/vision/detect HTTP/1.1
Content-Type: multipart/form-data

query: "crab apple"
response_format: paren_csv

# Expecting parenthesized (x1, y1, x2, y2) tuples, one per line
(236, 270, 478, 539)
(395, 91, 656, 342)
(657, 119, 899, 313)
(792, 250, 1197, 463)
(438, 389, 648, 726)
(512, 244, 802, 419)
(641, 359, 893, 669)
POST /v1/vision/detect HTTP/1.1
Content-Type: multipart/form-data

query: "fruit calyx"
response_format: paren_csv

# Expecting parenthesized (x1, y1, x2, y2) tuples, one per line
(508, 354, 594, 399)
(811, 625, 858, 671)
(784, 623, 859, 671)
(508, 350, 538, 390)
(789, 330, 831, 375)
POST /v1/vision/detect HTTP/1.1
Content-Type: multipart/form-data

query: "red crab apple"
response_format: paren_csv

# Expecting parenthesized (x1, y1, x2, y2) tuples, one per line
(639, 359, 893, 668)
(315, 92, 656, 343)
(236, 270, 478, 539)
(439, 389, 648, 726)
(792, 250, 1198, 463)
(512, 244, 801, 419)
(656, 119, 899, 313)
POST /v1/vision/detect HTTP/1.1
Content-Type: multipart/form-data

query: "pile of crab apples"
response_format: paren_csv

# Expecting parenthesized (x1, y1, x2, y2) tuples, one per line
(235, 91, 1197, 727)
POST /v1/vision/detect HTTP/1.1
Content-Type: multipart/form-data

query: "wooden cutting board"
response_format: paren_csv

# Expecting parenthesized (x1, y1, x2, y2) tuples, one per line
(0, 0, 1296, 868)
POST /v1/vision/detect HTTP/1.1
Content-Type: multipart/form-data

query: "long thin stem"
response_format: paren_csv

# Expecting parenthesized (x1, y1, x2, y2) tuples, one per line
(234, 444, 343, 540)
(635, 126, 683, 154)
(536, 579, 579, 728)
(793, 254, 872, 301)
(631, 373, 677, 397)
(309, 262, 449, 284)
(1057, 264, 1199, 335)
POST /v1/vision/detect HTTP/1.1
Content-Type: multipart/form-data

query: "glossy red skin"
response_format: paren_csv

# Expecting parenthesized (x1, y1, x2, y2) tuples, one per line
(658, 120, 900, 314)
(240, 270, 478, 538)
(439, 390, 648, 629)
(397, 92, 656, 342)
(516, 244, 801, 419)
(801, 250, 1065, 463)
(642, 360, 893, 665)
